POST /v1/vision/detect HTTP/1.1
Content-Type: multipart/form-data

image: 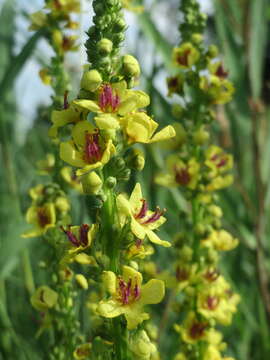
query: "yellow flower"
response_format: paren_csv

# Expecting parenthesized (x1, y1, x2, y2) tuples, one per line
(60, 120, 116, 176)
(60, 166, 83, 192)
(73, 81, 149, 122)
(49, 105, 82, 138)
(31, 286, 58, 311)
(120, 112, 176, 144)
(174, 312, 208, 344)
(22, 203, 56, 238)
(126, 240, 154, 259)
(173, 43, 200, 68)
(205, 146, 233, 177)
(116, 183, 170, 247)
(97, 266, 165, 329)
(73, 343, 92, 360)
(175, 263, 198, 290)
(155, 155, 200, 189)
(202, 229, 238, 251)
(199, 75, 234, 105)
(60, 223, 97, 264)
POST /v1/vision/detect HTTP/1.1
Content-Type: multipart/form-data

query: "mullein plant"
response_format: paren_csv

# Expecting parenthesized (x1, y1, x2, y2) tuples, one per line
(155, 1, 240, 359)
(23, 0, 176, 359)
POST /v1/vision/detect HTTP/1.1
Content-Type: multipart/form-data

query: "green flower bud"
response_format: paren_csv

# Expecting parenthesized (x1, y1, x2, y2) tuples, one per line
(119, 168, 131, 181)
(105, 176, 117, 189)
(172, 104, 184, 118)
(179, 245, 193, 261)
(122, 55, 141, 78)
(80, 70, 102, 92)
(191, 33, 203, 44)
(75, 274, 89, 290)
(130, 331, 156, 360)
(193, 126, 210, 145)
(31, 286, 58, 311)
(207, 44, 219, 58)
(114, 18, 126, 32)
(81, 172, 102, 195)
(97, 38, 113, 55)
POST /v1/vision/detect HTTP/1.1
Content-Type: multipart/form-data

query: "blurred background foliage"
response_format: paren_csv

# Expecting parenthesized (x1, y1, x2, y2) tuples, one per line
(1, 0, 270, 359)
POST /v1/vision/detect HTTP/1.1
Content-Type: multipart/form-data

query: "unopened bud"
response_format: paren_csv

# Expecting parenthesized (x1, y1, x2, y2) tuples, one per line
(122, 55, 140, 78)
(81, 172, 102, 195)
(75, 274, 89, 290)
(97, 38, 113, 55)
(80, 69, 102, 92)
(105, 176, 117, 189)
(207, 44, 219, 58)
(191, 33, 203, 44)
(193, 126, 210, 145)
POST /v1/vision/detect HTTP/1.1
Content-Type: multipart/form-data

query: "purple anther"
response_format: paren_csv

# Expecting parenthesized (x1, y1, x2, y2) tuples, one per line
(79, 224, 89, 246)
(134, 199, 148, 219)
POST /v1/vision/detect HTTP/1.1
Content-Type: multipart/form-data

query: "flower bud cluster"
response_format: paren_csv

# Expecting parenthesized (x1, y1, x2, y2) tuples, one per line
(155, 1, 240, 359)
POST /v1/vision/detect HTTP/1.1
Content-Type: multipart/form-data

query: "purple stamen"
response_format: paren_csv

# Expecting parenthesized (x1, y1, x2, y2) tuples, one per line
(63, 91, 69, 109)
(174, 166, 191, 186)
(142, 207, 164, 224)
(61, 226, 80, 247)
(177, 49, 191, 67)
(206, 296, 219, 310)
(80, 224, 89, 246)
(134, 283, 140, 299)
(84, 131, 101, 163)
(134, 199, 148, 219)
(99, 84, 120, 113)
(215, 64, 228, 79)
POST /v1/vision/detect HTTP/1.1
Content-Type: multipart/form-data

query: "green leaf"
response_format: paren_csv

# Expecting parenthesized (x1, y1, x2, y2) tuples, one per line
(248, 0, 268, 98)
(0, 29, 44, 98)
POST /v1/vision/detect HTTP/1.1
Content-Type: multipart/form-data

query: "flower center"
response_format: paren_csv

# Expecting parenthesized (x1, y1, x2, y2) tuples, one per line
(204, 269, 220, 282)
(177, 49, 191, 67)
(37, 208, 51, 228)
(215, 64, 228, 79)
(176, 266, 189, 281)
(189, 321, 207, 340)
(117, 277, 140, 305)
(210, 153, 228, 168)
(99, 84, 120, 113)
(61, 224, 90, 247)
(84, 130, 102, 164)
(205, 296, 219, 310)
(134, 199, 165, 224)
(174, 166, 191, 185)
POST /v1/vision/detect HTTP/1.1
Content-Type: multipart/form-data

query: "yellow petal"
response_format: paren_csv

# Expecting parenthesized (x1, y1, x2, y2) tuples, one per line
(146, 230, 171, 247)
(129, 183, 143, 212)
(60, 141, 85, 167)
(140, 279, 165, 305)
(131, 218, 146, 239)
(95, 114, 120, 130)
(122, 265, 143, 288)
(72, 120, 95, 147)
(116, 194, 132, 215)
(124, 307, 149, 330)
(97, 299, 125, 318)
(149, 125, 176, 143)
(73, 99, 101, 113)
(102, 271, 117, 295)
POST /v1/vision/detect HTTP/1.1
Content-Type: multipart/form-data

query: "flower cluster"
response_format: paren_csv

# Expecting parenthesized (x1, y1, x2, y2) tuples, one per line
(24, 0, 176, 359)
(155, 1, 240, 359)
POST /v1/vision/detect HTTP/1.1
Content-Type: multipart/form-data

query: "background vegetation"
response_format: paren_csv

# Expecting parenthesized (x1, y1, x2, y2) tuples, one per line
(1, 0, 270, 359)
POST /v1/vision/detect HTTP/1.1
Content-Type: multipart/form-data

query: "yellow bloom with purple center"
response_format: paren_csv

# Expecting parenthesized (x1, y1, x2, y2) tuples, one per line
(60, 223, 97, 264)
(174, 312, 208, 344)
(60, 120, 116, 176)
(97, 266, 165, 329)
(22, 203, 56, 238)
(173, 43, 200, 68)
(116, 183, 171, 247)
(155, 155, 200, 189)
(200, 75, 234, 105)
